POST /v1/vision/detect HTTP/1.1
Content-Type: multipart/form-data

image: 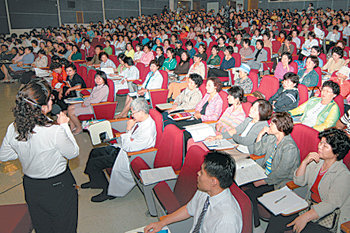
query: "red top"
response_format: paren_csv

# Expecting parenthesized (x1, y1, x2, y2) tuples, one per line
(310, 169, 327, 203)
(51, 67, 68, 89)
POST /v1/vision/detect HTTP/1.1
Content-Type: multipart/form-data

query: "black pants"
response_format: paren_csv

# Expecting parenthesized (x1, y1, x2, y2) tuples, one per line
(243, 183, 274, 227)
(23, 168, 78, 233)
(52, 87, 77, 111)
(208, 68, 229, 78)
(84, 146, 120, 192)
(265, 213, 331, 233)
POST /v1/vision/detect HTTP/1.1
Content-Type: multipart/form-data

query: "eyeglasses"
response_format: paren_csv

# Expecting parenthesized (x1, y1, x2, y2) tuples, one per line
(131, 111, 140, 116)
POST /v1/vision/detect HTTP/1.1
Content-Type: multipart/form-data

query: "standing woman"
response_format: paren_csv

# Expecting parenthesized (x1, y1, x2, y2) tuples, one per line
(0, 79, 79, 233)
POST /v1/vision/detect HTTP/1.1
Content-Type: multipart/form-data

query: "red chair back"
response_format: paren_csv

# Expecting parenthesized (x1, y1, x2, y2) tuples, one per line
(109, 55, 119, 67)
(219, 90, 229, 116)
(47, 55, 51, 67)
(106, 79, 115, 102)
(298, 84, 309, 106)
(149, 89, 169, 109)
(149, 109, 163, 148)
(343, 151, 350, 170)
(257, 76, 279, 100)
(87, 69, 97, 88)
(111, 44, 115, 55)
(232, 53, 241, 67)
(202, 61, 208, 79)
(319, 53, 327, 66)
(314, 67, 322, 87)
(290, 62, 298, 74)
(229, 183, 252, 233)
(264, 47, 271, 61)
(272, 40, 281, 54)
(334, 95, 345, 116)
(136, 63, 150, 83)
(218, 50, 225, 61)
(159, 70, 169, 89)
(248, 71, 259, 93)
(173, 146, 207, 206)
(154, 124, 184, 171)
(242, 102, 252, 117)
(81, 50, 86, 60)
(291, 124, 320, 161)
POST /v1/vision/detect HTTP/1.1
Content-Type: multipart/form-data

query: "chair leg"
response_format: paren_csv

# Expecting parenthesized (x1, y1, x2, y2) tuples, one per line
(143, 185, 157, 217)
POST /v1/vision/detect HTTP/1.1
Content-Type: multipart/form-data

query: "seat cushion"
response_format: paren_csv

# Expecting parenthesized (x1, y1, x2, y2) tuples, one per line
(153, 181, 181, 214)
(0, 203, 33, 233)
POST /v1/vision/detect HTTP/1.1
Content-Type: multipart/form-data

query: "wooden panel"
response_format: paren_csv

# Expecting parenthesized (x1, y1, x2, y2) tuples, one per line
(76, 11, 83, 24)
(248, 0, 258, 10)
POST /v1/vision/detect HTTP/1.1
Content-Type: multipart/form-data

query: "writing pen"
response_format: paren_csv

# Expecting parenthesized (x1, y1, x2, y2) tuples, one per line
(274, 195, 287, 204)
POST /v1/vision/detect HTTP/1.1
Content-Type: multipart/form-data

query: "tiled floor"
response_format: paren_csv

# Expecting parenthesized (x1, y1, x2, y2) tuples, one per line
(0, 82, 267, 233)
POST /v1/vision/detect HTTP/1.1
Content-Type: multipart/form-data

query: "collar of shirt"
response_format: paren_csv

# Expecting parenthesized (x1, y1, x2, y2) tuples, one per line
(207, 188, 232, 208)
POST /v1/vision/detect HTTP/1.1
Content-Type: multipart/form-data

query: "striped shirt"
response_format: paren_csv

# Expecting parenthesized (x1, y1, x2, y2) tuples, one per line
(217, 105, 246, 133)
(265, 143, 277, 175)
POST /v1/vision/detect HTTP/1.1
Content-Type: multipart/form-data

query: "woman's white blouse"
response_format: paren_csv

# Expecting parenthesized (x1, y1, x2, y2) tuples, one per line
(0, 122, 79, 179)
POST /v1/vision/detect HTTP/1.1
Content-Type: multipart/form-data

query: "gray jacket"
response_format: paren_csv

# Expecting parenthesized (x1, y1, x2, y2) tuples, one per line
(229, 117, 268, 154)
(294, 160, 350, 233)
(254, 134, 300, 189)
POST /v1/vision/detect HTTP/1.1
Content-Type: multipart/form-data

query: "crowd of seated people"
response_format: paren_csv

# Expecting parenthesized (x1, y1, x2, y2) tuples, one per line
(1, 5, 350, 233)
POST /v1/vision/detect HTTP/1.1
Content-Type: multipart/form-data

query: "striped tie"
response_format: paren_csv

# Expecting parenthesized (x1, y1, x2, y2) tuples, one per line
(192, 196, 210, 233)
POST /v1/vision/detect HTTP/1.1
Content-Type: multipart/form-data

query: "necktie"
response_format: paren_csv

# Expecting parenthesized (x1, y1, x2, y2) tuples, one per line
(192, 196, 210, 233)
(131, 124, 139, 134)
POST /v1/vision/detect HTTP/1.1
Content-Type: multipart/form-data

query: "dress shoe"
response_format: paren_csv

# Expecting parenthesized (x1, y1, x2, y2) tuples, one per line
(91, 192, 116, 202)
(80, 182, 102, 189)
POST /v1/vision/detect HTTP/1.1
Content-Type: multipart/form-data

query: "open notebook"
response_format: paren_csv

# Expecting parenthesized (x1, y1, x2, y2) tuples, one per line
(234, 158, 267, 186)
(184, 123, 216, 142)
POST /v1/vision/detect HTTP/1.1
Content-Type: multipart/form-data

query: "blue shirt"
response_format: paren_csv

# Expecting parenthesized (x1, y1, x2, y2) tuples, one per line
(220, 57, 235, 70)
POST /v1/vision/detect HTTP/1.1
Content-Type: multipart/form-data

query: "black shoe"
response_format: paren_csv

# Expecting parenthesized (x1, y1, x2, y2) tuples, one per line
(91, 192, 116, 202)
(80, 182, 102, 189)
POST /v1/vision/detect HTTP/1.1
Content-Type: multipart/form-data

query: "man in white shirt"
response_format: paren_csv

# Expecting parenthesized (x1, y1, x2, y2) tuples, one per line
(144, 151, 243, 233)
(81, 98, 156, 202)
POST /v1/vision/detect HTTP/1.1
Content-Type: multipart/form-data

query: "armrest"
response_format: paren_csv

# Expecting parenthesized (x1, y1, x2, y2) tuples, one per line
(341, 221, 350, 233)
(127, 147, 158, 156)
(307, 86, 320, 91)
(91, 101, 117, 106)
(114, 132, 124, 138)
(184, 109, 195, 112)
(250, 154, 266, 160)
(286, 181, 301, 190)
(109, 118, 130, 122)
(204, 120, 218, 125)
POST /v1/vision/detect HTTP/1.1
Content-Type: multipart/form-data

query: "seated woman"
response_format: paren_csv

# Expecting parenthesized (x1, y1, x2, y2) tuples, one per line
(133, 43, 144, 62)
(329, 66, 350, 99)
(239, 39, 253, 59)
(115, 60, 163, 118)
(114, 53, 126, 74)
(197, 43, 207, 62)
(168, 53, 206, 100)
(31, 49, 48, 68)
(115, 57, 139, 93)
(234, 64, 253, 94)
(154, 46, 165, 67)
(68, 70, 109, 135)
(160, 47, 177, 72)
(103, 40, 113, 56)
(244, 112, 300, 228)
(289, 80, 340, 132)
(269, 72, 300, 112)
(244, 40, 267, 70)
(167, 77, 223, 129)
(297, 55, 320, 87)
(99, 52, 116, 70)
(322, 47, 347, 78)
(207, 45, 221, 66)
(274, 52, 295, 80)
(172, 50, 190, 75)
(265, 128, 350, 233)
(300, 32, 319, 60)
(139, 44, 155, 66)
(187, 85, 247, 151)
(68, 45, 82, 61)
(124, 42, 135, 60)
(298, 46, 323, 70)
(207, 46, 235, 78)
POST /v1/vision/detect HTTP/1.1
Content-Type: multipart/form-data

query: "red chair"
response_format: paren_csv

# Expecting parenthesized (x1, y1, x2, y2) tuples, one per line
(291, 124, 320, 161)
(344, 151, 350, 170)
(232, 53, 241, 67)
(290, 61, 298, 74)
(334, 95, 345, 116)
(272, 40, 281, 54)
(0, 203, 33, 233)
(249, 71, 259, 93)
(242, 102, 252, 117)
(218, 50, 225, 61)
(149, 89, 169, 109)
(78, 79, 117, 121)
(319, 53, 327, 66)
(109, 55, 119, 67)
(251, 75, 279, 101)
(219, 90, 229, 116)
(229, 183, 253, 233)
(202, 61, 208, 79)
(134, 63, 150, 85)
(298, 84, 309, 106)
(159, 70, 169, 89)
(86, 69, 97, 88)
(111, 44, 115, 55)
(130, 124, 184, 216)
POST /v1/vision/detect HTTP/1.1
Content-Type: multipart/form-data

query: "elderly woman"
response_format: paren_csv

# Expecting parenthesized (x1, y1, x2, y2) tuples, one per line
(265, 128, 350, 233)
(168, 53, 206, 100)
(289, 81, 340, 132)
(274, 52, 295, 80)
(244, 40, 268, 70)
(31, 49, 48, 68)
(68, 70, 109, 135)
(234, 64, 254, 94)
(297, 55, 320, 87)
(187, 86, 247, 151)
(99, 52, 116, 70)
(244, 112, 300, 227)
(322, 47, 347, 78)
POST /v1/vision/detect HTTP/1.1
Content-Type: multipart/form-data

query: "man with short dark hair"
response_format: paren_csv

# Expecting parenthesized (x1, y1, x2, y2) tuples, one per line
(145, 151, 243, 233)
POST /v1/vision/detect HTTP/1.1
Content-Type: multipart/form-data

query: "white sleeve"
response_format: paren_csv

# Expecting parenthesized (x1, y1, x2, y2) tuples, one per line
(0, 124, 18, 162)
(54, 123, 79, 159)
(186, 190, 201, 216)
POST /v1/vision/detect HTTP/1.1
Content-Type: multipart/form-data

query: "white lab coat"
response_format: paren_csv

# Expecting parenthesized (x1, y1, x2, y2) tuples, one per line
(108, 116, 156, 196)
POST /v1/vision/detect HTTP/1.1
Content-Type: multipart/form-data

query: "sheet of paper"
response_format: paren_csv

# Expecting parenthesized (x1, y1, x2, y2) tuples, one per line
(203, 139, 237, 150)
(128, 92, 139, 97)
(125, 226, 170, 233)
(184, 123, 216, 142)
(234, 159, 267, 186)
(101, 67, 115, 75)
(64, 97, 84, 104)
(140, 166, 177, 185)
(258, 186, 309, 215)
(156, 103, 173, 110)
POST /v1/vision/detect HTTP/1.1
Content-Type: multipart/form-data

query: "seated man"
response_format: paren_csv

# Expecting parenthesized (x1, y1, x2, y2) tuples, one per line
(81, 98, 156, 202)
(145, 151, 243, 233)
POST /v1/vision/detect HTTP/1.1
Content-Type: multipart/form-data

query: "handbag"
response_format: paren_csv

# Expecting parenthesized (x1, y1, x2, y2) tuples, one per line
(298, 200, 340, 232)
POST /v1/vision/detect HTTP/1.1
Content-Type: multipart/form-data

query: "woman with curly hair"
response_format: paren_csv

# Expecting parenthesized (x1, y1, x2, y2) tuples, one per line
(0, 79, 79, 233)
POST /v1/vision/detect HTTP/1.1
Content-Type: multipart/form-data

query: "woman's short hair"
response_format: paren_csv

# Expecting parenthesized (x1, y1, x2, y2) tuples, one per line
(307, 55, 319, 67)
(203, 151, 236, 189)
(308, 31, 316, 38)
(95, 70, 108, 87)
(65, 63, 77, 72)
(130, 98, 150, 114)
(256, 39, 264, 48)
(271, 112, 294, 135)
(13, 78, 52, 141)
(211, 45, 218, 51)
(198, 43, 206, 51)
(243, 38, 250, 45)
(123, 56, 134, 66)
(332, 46, 344, 58)
(311, 45, 321, 54)
(189, 73, 203, 88)
(253, 99, 273, 121)
(166, 47, 175, 57)
(318, 128, 350, 160)
(156, 46, 164, 53)
(281, 52, 292, 64)
(98, 51, 108, 60)
(38, 49, 46, 55)
(322, 80, 340, 96)
(50, 62, 61, 70)
(225, 46, 234, 54)
(149, 59, 160, 68)
(228, 85, 247, 103)
(180, 51, 190, 62)
(283, 72, 299, 87)
(207, 77, 223, 92)
(117, 53, 126, 60)
(136, 43, 143, 50)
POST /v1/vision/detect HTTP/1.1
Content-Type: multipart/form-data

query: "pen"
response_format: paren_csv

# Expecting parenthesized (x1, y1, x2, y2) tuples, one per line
(274, 195, 287, 204)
